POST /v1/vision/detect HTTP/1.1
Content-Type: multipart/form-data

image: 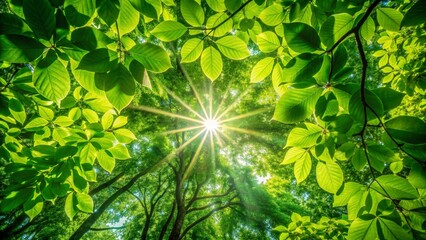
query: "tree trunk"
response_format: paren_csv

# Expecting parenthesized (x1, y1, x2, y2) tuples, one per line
(140, 213, 151, 240)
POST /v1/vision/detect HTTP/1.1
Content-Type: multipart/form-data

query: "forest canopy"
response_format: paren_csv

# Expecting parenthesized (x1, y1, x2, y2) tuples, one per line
(0, 0, 426, 239)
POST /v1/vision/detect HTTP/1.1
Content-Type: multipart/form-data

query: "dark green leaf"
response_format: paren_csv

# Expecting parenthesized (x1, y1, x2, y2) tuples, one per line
(0, 13, 32, 36)
(371, 175, 419, 200)
(23, 0, 55, 40)
(401, 1, 426, 27)
(385, 116, 426, 144)
(77, 48, 118, 73)
(96, 0, 120, 26)
(0, 35, 45, 63)
(349, 89, 384, 123)
(282, 53, 323, 83)
(284, 22, 321, 53)
(104, 64, 135, 112)
(64, 0, 95, 27)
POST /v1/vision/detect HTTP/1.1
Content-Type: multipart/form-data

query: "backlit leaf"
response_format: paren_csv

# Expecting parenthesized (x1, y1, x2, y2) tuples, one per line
(216, 36, 250, 60)
(201, 46, 223, 81)
(151, 21, 187, 42)
(273, 87, 323, 123)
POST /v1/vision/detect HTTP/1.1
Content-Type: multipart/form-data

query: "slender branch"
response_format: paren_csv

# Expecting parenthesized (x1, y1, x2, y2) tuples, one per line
(355, 28, 417, 238)
(193, 186, 234, 202)
(0, 67, 19, 93)
(178, 201, 240, 240)
(326, 0, 381, 53)
(366, 104, 424, 166)
(89, 226, 126, 231)
(89, 171, 125, 195)
(193, 0, 253, 32)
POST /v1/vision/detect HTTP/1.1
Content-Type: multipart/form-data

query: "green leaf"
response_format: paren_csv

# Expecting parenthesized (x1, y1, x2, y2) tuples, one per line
(225, 0, 241, 12)
(250, 57, 274, 83)
(284, 22, 321, 53)
(282, 147, 309, 165)
(348, 216, 378, 240)
(64, 0, 95, 27)
(23, 0, 55, 40)
(108, 144, 131, 160)
(368, 144, 399, 173)
(128, 0, 160, 19)
(65, 192, 78, 220)
(378, 218, 412, 240)
(82, 109, 99, 123)
(408, 164, 426, 189)
(286, 123, 322, 148)
(282, 53, 323, 83)
(0, 13, 32, 36)
(8, 98, 26, 125)
(71, 27, 114, 51)
(54, 116, 74, 127)
(201, 46, 223, 81)
(97, 150, 115, 173)
(96, 0, 120, 26)
(352, 147, 367, 171)
(372, 88, 404, 112)
(216, 36, 250, 60)
(181, 0, 204, 26)
(0, 188, 33, 212)
(206, 0, 226, 12)
(114, 128, 137, 143)
(273, 87, 323, 123)
(401, 1, 426, 27)
(316, 161, 343, 194)
(371, 175, 419, 200)
(0, 35, 45, 63)
(385, 116, 426, 144)
(180, 38, 204, 63)
(206, 13, 233, 38)
(76, 193, 93, 213)
(360, 16, 375, 42)
(151, 21, 187, 42)
(113, 116, 128, 129)
(334, 182, 365, 207)
(38, 106, 54, 121)
(377, 8, 403, 32)
(80, 142, 97, 165)
(130, 43, 172, 73)
(24, 117, 49, 131)
(256, 31, 280, 53)
(33, 53, 70, 103)
(23, 195, 43, 221)
(77, 48, 118, 73)
(259, 4, 284, 26)
(104, 64, 135, 112)
(320, 13, 353, 49)
(349, 89, 384, 123)
(294, 150, 312, 183)
(115, 0, 139, 35)
(101, 111, 114, 130)
(335, 142, 355, 161)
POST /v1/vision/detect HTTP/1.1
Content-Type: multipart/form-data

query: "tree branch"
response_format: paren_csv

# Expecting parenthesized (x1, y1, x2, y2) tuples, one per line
(89, 226, 126, 231)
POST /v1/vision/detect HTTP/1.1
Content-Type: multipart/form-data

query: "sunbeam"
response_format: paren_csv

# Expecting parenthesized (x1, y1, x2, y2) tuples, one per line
(130, 105, 204, 124)
(182, 130, 209, 180)
(148, 129, 206, 172)
(161, 125, 205, 136)
(218, 108, 270, 124)
(214, 87, 253, 120)
(160, 83, 207, 121)
(222, 125, 266, 138)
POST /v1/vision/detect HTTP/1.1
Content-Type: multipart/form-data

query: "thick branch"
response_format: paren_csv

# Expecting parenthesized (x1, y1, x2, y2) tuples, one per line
(178, 202, 240, 240)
